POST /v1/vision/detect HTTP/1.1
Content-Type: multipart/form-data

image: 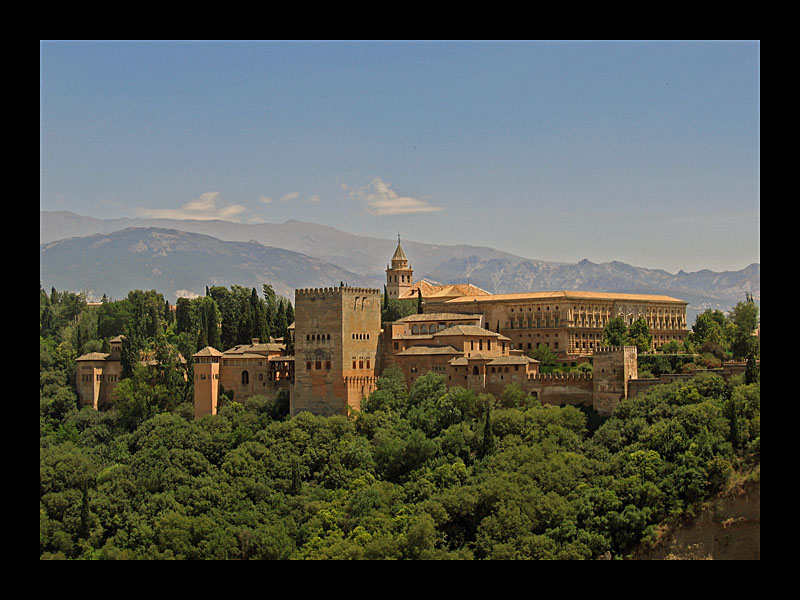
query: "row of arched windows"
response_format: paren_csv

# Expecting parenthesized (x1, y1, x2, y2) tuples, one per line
(307, 333, 330, 341)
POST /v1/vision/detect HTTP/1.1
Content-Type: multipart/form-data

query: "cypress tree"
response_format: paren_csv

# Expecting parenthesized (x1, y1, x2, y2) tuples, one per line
(275, 299, 288, 341)
(745, 347, 759, 384)
(417, 288, 423, 314)
(481, 401, 494, 458)
(286, 300, 294, 330)
(384, 285, 389, 310)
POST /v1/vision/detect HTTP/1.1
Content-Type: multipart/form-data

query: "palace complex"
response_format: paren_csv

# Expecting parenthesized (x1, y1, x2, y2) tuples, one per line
(77, 237, 732, 421)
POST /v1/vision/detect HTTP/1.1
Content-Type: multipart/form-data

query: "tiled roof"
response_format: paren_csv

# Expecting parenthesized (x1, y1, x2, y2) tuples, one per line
(398, 280, 491, 300)
(433, 325, 511, 340)
(444, 290, 687, 304)
(391, 241, 408, 262)
(223, 342, 285, 355)
(461, 352, 495, 360)
(76, 352, 114, 361)
(448, 354, 537, 366)
(396, 345, 462, 356)
(193, 346, 223, 357)
(222, 352, 267, 360)
(396, 312, 483, 322)
(487, 355, 539, 365)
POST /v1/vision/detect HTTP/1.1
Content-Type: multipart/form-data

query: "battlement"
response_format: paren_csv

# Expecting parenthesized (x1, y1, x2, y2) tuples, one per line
(295, 286, 381, 296)
(529, 372, 593, 381)
(344, 375, 379, 384)
(594, 345, 637, 354)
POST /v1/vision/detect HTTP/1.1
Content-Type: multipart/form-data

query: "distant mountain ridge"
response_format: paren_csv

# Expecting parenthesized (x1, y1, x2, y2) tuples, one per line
(39, 211, 759, 322)
(39, 227, 376, 302)
(39, 211, 536, 279)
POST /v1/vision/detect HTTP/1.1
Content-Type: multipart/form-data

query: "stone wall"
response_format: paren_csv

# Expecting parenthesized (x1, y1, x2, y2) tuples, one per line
(526, 372, 594, 407)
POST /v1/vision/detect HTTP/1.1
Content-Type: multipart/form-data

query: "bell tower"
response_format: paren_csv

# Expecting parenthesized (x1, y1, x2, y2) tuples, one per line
(386, 235, 413, 299)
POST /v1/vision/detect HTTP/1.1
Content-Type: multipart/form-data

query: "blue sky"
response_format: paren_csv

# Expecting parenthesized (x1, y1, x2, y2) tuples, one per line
(40, 40, 759, 273)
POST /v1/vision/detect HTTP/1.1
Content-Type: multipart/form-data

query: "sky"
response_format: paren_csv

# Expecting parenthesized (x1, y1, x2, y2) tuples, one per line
(40, 40, 759, 274)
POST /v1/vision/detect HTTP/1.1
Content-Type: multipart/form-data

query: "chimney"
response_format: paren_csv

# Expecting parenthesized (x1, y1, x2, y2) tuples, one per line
(251, 338, 260, 345)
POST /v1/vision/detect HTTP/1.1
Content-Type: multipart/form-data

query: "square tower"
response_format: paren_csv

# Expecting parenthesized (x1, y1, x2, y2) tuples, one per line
(291, 286, 381, 416)
(592, 345, 638, 415)
(193, 346, 222, 419)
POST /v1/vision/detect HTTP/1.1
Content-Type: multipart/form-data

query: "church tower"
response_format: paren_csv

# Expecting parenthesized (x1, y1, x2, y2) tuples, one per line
(386, 235, 413, 299)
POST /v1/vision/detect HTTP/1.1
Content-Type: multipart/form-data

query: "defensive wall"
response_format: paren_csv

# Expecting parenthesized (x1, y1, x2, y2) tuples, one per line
(525, 371, 594, 407)
(628, 361, 748, 399)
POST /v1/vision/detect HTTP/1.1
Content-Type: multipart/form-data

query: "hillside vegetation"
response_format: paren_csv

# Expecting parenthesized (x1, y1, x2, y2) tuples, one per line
(40, 286, 760, 559)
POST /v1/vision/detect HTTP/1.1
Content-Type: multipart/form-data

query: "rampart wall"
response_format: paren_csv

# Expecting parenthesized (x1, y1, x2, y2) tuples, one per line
(526, 371, 594, 406)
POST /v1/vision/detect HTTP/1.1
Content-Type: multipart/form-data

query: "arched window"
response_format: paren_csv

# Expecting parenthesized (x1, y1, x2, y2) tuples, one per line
(242, 370, 249, 385)
(472, 366, 479, 375)
(412, 325, 419, 334)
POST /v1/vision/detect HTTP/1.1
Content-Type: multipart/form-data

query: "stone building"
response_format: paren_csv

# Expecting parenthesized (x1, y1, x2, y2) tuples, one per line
(424, 290, 688, 357)
(192, 338, 293, 419)
(100, 237, 695, 420)
(290, 286, 382, 416)
(380, 241, 689, 415)
(75, 335, 124, 409)
(217, 338, 289, 400)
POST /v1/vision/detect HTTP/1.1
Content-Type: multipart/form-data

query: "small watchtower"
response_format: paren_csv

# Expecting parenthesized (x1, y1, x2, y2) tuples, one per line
(193, 346, 222, 419)
(386, 235, 413, 299)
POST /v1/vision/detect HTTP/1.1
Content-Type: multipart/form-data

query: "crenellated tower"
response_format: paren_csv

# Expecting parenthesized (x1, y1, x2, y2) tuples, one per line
(592, 345, 638, 415)
(291, 286, 381, 416)
(385, 235, 413, 299)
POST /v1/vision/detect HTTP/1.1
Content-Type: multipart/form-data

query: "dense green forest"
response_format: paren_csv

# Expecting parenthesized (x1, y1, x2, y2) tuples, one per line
(40, 285, 760, 559)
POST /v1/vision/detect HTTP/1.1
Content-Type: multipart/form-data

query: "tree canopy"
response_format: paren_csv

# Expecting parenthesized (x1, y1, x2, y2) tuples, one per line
(39, 284, 760, 560)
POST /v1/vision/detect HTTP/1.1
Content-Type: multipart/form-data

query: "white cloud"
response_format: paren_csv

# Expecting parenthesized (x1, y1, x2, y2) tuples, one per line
(136, 192, 247, 221)
(259, 195, 273, 204)
(355, 177, 443, 216)
(309, 195, 320, 204)
(280, 192, 299, 203)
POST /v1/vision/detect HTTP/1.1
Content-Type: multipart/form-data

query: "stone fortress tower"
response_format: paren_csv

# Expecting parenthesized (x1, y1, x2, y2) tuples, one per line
(592, 346, 638, 415)
(290, 285, 382, 416)
(385, 235, 413, 299)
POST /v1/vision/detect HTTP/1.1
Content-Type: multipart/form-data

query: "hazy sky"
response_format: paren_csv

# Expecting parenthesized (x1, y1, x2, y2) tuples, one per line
(40, 40, 759, 273)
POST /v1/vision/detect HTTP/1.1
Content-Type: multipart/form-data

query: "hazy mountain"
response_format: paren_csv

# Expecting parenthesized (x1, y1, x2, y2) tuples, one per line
(426, 257, 760, 324)
(39, 211, 759, 323)
(39, 227, 378, 303)
(39, 211, 536, 279)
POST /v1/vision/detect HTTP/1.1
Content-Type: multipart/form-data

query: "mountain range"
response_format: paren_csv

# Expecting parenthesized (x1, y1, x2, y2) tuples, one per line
(40, 211, 759, 323)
